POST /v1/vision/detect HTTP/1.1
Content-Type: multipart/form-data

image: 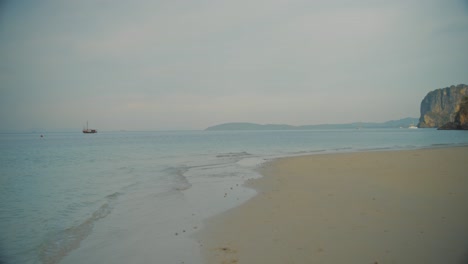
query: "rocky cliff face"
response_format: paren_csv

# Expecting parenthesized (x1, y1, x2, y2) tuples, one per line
(438, 96, 468, 130)
(455, 99, 468, 128)
(418, 84, 468, 128)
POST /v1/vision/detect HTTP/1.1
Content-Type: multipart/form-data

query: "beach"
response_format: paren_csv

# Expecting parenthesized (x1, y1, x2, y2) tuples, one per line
(199, 146, 468, 264)
(2, 130, 468, 263)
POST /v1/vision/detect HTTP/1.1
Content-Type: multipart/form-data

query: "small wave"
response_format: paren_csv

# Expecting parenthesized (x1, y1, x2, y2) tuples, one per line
(431, 143, 451, 146)
(117, 166, 135, 173)
(216, 151, 252, 158)
(105, 191, 122, 200)
(358, 147, 392, 151)
(333, 147, 352, 151)
(39, 193, 120, 264)
(174, 174, 192, 191)
(291, 149, 326, 155)
(291, 150, 309, 154)
(163, 167, 192, 191)
(309, 149, 326, 153)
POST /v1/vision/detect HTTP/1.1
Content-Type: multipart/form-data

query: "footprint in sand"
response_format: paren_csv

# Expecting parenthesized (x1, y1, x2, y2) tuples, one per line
(214, 247, 238, 264)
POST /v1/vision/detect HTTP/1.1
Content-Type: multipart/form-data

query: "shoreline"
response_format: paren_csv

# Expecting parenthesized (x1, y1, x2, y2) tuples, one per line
(198, 146, 468, 264)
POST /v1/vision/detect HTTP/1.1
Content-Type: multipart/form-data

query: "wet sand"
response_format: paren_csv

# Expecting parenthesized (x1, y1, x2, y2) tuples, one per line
(199, 147, 468, 264)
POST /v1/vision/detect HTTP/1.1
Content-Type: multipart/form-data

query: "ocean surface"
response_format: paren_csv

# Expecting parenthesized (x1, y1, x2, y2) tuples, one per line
(1, 128, 467, 264)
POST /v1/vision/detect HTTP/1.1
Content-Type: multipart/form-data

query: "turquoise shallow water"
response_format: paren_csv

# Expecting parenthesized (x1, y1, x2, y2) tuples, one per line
(0, 129, 467, 264)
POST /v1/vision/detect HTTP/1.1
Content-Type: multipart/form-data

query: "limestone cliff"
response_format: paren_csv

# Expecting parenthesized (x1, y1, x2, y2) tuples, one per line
(438, 96, 468, 130)
(455, 97, 468, 128)
(418, 84, 468, 128)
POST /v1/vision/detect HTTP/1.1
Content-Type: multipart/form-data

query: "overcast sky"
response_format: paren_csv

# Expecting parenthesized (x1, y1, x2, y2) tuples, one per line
(1, 0, 467, 131)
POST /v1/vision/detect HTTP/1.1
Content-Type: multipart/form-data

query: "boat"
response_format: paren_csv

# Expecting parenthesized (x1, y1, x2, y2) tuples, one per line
(83, 121, 97, 134)
(408, 123, 418, 129)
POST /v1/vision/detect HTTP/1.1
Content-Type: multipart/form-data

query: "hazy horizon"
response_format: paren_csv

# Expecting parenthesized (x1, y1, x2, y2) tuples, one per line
(0, 116, 421, 133)
(1, 0, 467, 131)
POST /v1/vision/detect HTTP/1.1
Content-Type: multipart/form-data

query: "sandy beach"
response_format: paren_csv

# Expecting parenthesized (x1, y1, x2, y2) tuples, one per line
(199, 147, 468, 264)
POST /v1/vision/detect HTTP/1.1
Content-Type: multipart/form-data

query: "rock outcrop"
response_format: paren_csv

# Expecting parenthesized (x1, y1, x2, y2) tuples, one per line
(456, 98, 468, 127)
(437, 96, 468, 130)
(418, 84, 468, 128)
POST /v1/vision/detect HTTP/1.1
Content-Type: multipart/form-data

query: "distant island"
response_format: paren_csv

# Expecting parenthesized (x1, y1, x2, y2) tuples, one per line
(205, 117, 419, 131)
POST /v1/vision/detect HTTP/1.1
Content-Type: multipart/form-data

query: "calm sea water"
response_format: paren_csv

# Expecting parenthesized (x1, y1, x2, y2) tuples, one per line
(1, 129, 467, 264)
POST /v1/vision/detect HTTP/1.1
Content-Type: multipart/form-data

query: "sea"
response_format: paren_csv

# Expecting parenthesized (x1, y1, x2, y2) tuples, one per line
(1, 128, 467, 264)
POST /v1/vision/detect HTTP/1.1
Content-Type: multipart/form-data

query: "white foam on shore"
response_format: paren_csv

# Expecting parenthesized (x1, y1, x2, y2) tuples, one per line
(59, 154, 265, 264)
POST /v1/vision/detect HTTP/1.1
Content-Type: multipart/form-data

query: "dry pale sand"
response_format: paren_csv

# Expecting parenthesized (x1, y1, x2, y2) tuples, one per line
(198, 147, 468, 264)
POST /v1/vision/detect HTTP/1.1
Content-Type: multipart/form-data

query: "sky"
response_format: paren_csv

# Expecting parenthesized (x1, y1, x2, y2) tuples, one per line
(1, 0, 467, 131)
